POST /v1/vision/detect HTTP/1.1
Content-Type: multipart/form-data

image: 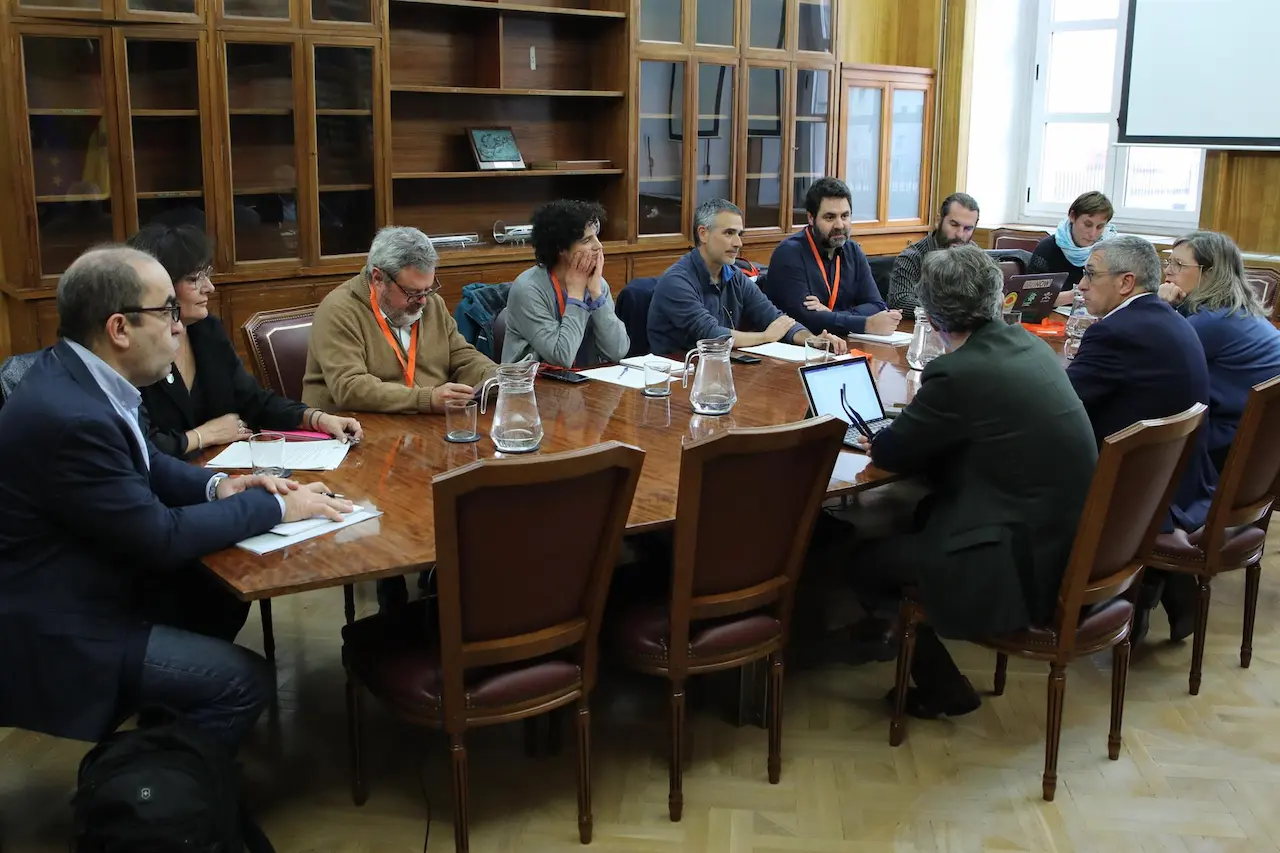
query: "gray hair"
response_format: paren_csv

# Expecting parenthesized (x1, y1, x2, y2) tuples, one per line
(692, 198, 743, 246)
(1174, 230, 1262, 317)
(918, 243, 1003, 333)
(364, 226, 438, 279)
(1089, 235, 1161, 293)
(57, 245, 156, 345)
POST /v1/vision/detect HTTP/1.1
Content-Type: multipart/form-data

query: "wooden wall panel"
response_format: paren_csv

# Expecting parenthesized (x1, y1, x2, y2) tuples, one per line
(1200, 151, 1280, 256)
(934, 0, 973, 202)
(841, 0, 941, 68)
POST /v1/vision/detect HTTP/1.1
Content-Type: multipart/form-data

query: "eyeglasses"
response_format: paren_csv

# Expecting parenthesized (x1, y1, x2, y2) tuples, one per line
(1164, 259, 1203, 274)
(381, 268, 441, 302)
(1081, 268, 1126, 281)
(183, 266, 213, 284)
(122, 301, 182, 323)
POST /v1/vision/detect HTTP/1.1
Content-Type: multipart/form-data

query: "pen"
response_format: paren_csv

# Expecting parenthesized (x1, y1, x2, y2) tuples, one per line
(325, 492, 345, 499)
(619, 366, 631, 377)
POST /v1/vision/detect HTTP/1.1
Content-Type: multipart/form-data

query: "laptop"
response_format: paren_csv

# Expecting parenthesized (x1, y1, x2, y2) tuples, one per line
(1002, 272, 1069, 323)
(798, 356, 891, 450)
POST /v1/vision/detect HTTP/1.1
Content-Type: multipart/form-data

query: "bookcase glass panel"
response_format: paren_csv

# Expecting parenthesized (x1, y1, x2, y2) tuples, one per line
(18, 0, 102, 12)
(23, 36, 114, 277)
(315, 44, 375, 255)
(744, 66, 783, 228)
(697, 0, 735, 46)
(640, 0, 681, 43)
(889, 88, 925, 220)
(695, 64, 734, 211)
(226, 42, 299, 262)
(126, 0, 196, 15)
(223, 0, 290, 21)
(126, 39, 204, 229)
(792, 68, 828, 226)
(750, 0, 786, 49)
(639, 61, 685, 236)
(797, 0, 832, 52)
(844, 86, 881, 222)
(312, 0, 371, 23)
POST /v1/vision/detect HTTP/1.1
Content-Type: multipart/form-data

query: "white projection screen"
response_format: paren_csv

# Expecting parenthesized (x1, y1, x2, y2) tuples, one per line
(1119, 0, 1280, 147)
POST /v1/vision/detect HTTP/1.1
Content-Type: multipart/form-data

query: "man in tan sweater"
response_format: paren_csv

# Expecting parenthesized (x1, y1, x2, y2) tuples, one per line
(302, 226, 496, 414)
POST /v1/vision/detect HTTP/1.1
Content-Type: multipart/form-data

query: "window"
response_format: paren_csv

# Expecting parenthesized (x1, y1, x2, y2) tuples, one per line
(1022, 0, 1203, 231)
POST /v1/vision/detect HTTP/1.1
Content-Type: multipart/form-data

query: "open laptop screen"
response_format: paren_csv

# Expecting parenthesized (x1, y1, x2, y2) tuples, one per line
(798, 357, 886, 426)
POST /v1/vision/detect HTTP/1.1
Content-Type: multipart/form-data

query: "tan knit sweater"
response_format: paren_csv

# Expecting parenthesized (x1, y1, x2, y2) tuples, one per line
(302, 272, 497, 414)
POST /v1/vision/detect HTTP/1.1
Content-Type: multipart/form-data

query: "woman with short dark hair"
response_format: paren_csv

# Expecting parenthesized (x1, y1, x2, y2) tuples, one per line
(1029, 191, 1118, 299)
(128, 223, 362, 458)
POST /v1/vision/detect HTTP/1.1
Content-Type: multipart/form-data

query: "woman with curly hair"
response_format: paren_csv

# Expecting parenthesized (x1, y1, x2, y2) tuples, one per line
(501, 199, 629, 368)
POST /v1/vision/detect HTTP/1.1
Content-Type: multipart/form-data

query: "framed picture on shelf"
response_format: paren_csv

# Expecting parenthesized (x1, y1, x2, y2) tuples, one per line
(466, 127, 525, 171)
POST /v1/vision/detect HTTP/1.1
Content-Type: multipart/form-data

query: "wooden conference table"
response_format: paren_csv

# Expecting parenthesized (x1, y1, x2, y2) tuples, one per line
(204, 324, 1068, 603)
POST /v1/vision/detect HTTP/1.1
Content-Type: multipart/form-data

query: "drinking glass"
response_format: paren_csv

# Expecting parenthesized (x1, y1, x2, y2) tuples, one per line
(444, 399, 479, 443)
(804, 336, 833, 363)
(643, 360, 672, 397)
(1002, 310, 1023, 325)
(248, 432, 286, 476)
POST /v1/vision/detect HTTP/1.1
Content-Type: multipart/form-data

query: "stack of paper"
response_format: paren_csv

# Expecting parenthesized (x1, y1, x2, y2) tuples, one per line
(237, 506, 382, 555)
(739, 342, 856, 363)
(577, 364, 649, 389)
(847, 330, 913, 346)
(205, 439, 351, 471)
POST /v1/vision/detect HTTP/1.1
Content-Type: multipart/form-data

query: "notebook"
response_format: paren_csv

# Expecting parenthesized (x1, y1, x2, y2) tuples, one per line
(1002, 272, 1069, 323)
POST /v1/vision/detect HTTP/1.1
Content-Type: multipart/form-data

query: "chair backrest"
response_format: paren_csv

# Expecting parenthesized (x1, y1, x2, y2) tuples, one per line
(0, 351, 41, 404)
(431, 442, 645, 727)
(492, 307, 509, 362)
(1244, 267, 1279, 319)
(1052, 403, 1207, 649)
(867, 255, 896, 301)
(1201, 375, 1280, 556)
(241, 304, 318, 400)
(998, 260, 1021, 285)
(992, 233, 1042, 253)
(665, 416, 846, 673)
(616, 276, 658, 358)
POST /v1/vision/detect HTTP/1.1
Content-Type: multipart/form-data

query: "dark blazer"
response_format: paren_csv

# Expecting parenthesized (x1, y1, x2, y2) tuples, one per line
(0, 341, 282, 742)
(140, 316, 307, 458)
(766, 227, 887, 335)
(1067, 294, 1218, 531)
(870, 321, 1098, 639)
(1028, 235, 1085, 288)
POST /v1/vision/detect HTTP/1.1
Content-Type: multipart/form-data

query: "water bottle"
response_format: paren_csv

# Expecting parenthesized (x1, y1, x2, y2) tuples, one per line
(1063, 289, 1095, 360)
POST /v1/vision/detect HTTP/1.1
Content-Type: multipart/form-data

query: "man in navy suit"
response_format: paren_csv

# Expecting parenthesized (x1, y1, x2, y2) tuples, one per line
(1067, 235, 1216, 642)
(0, 246, 352, 746)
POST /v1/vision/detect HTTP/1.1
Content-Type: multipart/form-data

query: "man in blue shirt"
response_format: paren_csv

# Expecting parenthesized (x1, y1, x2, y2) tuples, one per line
(766, 177, 902, 336)
(647, 198, 849, 355)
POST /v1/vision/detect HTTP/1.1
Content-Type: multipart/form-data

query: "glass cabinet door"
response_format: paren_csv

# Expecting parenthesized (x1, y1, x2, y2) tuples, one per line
(222, 39, 301, 264)
(638, 60, 685, 236)
(310, 0, 372, 25)
(888, 87, 926, 221)
(791, 67, 829, 226)
(694, 64, 734, 210)
(749, 0, 786, 49)
(119, 35, 208, 234)
(312, 43, 377, 258)
(843, 86, 882, 222)
(221, 0, 291, 24)
(119, 0, 200, 21)
(21, 32, 118, 278)
(15, 0, 110, 18)
(744, 65, 784, 229)
(639, 0, 682, 43)
(797, 0, 832, 53)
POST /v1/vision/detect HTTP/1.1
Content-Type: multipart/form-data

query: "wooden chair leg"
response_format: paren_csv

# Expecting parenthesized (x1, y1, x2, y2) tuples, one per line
(1242, 563, 1261, 669)
(889, 603, 918, 748)
(259, 599, 275, 663)
(1042, 662, 1067, 802)
(450, 734, 470, 853)
(669, 681, 686, 822)
(767, 652, 784, 784)
(994, 652, 1008, 696)
(1190, 577, 1212, 696)
(343, 583, 356, 624)
(345, 676, 368, 806)
(1108, 638, 1130, 760)
(575, 701, 592, 844)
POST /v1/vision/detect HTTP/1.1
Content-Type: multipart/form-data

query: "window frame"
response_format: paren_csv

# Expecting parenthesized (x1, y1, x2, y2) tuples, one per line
(1020, 0, 1204, 234)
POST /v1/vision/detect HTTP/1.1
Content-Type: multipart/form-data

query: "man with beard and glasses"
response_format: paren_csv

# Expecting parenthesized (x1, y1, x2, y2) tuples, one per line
(302, 226, 497, 415)
(766, 177, 901, 338)
(886, 192, 981, 312)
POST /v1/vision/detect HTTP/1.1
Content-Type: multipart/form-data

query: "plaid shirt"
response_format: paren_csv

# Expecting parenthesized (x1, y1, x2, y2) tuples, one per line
(887, 231, 941, 312)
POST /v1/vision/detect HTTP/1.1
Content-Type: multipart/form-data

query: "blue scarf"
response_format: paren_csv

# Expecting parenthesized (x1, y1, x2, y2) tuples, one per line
(1054, 217, 1118, 267)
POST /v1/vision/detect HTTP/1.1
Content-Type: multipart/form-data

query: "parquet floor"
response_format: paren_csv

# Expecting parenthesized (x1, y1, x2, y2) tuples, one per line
(5, 534, 1280, 853)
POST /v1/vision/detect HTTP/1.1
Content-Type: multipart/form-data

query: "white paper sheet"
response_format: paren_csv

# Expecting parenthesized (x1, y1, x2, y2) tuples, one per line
(739, 342, 856, 363)
(619, 353, 690, 374)
(236, 506, 382, 555)
(577, 364, 652, 389)
(1053, 305, 1071, 317)
(829, 451, 868, 485)
(205, 439, 351, 471)
(846, 331, 913, 347)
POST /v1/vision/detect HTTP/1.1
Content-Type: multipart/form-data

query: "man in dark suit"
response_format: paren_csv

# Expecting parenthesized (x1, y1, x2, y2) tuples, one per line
(849, 244, 1098, 717)
(0, 246, 351, 746)
(1067, 235, 1216, 642)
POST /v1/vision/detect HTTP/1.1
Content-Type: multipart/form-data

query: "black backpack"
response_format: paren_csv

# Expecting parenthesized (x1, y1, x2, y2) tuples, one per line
(72, 717, 244, 853)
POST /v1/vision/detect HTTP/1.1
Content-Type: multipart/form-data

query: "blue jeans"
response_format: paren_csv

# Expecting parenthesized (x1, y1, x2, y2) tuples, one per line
(136, 624, 272, 748)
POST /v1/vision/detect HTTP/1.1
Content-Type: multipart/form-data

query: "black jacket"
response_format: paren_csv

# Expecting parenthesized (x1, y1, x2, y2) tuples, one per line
(1028, 235, 1085, 288)
(140, 316, 307, 458)
(870, 320, 1099, 638)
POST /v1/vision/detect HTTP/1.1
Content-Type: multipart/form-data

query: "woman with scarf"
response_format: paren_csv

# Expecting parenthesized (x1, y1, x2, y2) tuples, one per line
(1028, 191, 1118, 305)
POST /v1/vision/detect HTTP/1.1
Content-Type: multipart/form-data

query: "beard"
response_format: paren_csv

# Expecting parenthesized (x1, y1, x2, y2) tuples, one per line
(936, 229, 970, 248)
(386, 306, 423, 327)
(815, 226, 847, 251)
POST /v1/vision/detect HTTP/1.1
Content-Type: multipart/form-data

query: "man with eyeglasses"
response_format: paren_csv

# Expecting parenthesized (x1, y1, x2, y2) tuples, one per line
(1066, 234, 1217, 644)
(302, 226, 497, 414)
(0, 246, 351, 750)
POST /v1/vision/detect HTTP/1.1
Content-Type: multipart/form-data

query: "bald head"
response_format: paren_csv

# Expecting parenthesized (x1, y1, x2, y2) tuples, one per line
(57, 246, 165, 345)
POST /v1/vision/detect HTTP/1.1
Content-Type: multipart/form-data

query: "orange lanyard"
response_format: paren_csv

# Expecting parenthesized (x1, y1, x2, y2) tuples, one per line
(369, 284, 418, 386)
(549, 271, 567, 317)
(806, 228, 841, 310)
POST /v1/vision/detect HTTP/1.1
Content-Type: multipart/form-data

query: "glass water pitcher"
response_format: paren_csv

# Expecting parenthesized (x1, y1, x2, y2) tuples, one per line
(479, 361, 543, 453)
(906, 307, 944, 371)
(682, 337, 737, 415)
